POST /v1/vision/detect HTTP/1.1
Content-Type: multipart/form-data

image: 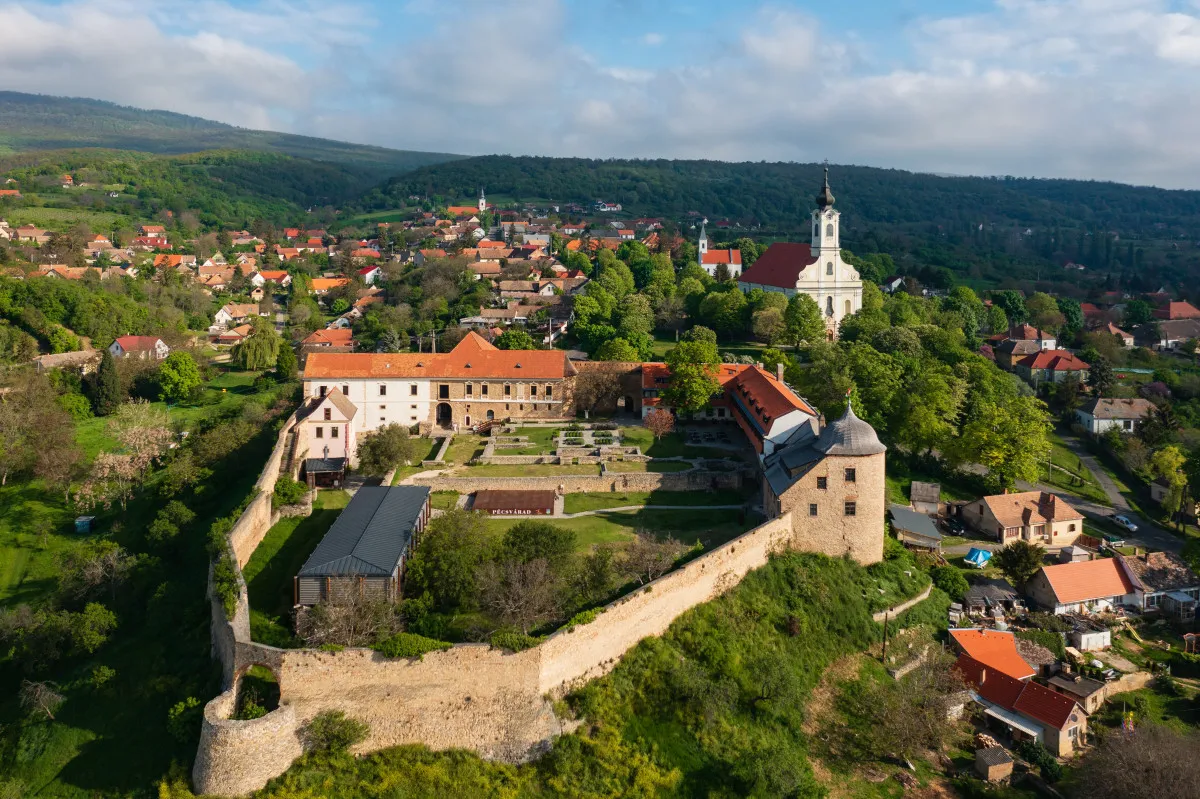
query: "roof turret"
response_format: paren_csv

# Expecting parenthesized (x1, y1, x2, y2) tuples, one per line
(814, 401, 886, 456)
(815, 166, 835, 210)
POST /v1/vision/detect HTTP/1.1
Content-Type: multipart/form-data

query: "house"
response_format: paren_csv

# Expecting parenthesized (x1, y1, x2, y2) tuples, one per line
(1153, 301, 1200, 320)
(696, 220, 743, 277)
(736, 171, 862, 332)
(910, 481, 941, 515)
(256, 269, 292, 288)
(294, 486, 430, 605)
(1026, 558, 1136, 615)
(296, 387, 359, 466)
(994, 339, 1043, 371)
(139, 224, 166, 236)
(15, 225, 49, 244)
(214, 302, 263, 328)
(310, 278, 349, 294)
(950, 629, 1036, 681)
(974, 748, 1014, 783)
(130, 236, 169, 250)
(302, 331, 577, 434)
(351, 249, 380, 260)
(957, 662, 1087, 756)
(414, 249, 447, 265)
(889, 504, 943, 550)
(1154, 318, 1200, 350)
(1075, 397, 1155, 435)
(153, 254, 196, 269)
(962, 579, 1023, 615)
(1045, 673, 1107, 714)
(469, 262, 502, 280)
(1118, 551, 1200, 618)
(880, 275, 906, 294)
(1005, 324, 1057, 350)
(0, 189, 21, 199)
(1014, 350, 1089, 385)
(249, 287, 264, 302)
(302, 328, 354, 349)
(961, 491, 1084, 546)
(1100, 322, 1134, 346)
(109, 335, 169, 360)
(470, 490, 556, 516)
(358, 264, 382, 284)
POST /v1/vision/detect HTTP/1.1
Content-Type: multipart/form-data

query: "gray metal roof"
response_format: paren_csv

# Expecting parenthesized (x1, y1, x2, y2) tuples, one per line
(298, 486, 430, 578)
(305, 457, 347, 474)
(814, 404, 887, 456)
(888, 504, 942, 541)
(975, 747, 1012, 767)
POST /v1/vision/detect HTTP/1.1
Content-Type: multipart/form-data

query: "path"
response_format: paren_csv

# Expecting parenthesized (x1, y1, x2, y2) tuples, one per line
(555, 504, 746, 519)
(872, 583, 933, 622)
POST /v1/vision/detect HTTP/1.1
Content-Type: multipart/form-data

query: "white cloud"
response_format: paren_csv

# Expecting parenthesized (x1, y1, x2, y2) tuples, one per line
(4, 0, 1200, 186)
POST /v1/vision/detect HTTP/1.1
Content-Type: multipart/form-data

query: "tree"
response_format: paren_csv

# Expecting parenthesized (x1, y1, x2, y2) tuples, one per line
(594, 338, 640, 361)
(57, 541, 136, 601)
(698, 289, 747, 339)
(662, 340, 721, 414)
(1026, 292, 1066, 332)
(501, 521, 576, 568)
(784, 294, 825, 348)
(111, 400, 173, 471)
(93, 349, 122, 416)
(993, 540, 1046, 588)
(232, 318, 281, 370)
(296, 593, 403, 648)
(1123, 299, 1154, 327)
(751, 307, 785, 344)
(951, 394, 1051, 491)
(1073, 724, 1200, 799)
(929, 566, 969, 601)
(1057, 296, 1084, 335)
(19, 680, 64, 721)
(1088, 357, 1115, 397)
(275, 343, 298, 380)
(624, 534, 685, 585)
(477, 558, 562, 634)
(992, 290, 1027, 325)
(157, 352, 202, 404)
(404, 509, 490, 611)
(645, 408, 675, 440)
(1147, 445, 1187, 525)
(355, 423, 415, 476)
(493, 328, 536, 350)
(616, 294, 654, 339)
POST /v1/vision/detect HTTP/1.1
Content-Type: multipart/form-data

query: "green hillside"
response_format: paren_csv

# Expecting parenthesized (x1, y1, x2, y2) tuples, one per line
(362, 155, 1200, 291)
(0, 92, 462, 176)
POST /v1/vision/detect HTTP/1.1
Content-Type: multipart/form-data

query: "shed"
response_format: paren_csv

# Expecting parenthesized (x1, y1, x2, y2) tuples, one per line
(963, 578, 1022, 614)
(295, 486, 430, 606)
(1069, 627, 1111, 652)
(1059, 545, 1093, 563)
(974, 747, 1013, 782)
(910, 481, 942, 515)
(74, 516, 95, 534)
(303, 457, 346, 489)
(888, 504, 943, 550)
(471, 489, 557, 516)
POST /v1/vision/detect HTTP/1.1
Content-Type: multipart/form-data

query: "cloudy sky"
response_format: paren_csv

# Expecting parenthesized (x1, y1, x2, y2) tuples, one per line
(2, 0, 1200, 187)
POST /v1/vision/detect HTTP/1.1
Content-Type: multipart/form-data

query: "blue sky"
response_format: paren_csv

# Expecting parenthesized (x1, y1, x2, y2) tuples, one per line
(3, 0, 1200, 187)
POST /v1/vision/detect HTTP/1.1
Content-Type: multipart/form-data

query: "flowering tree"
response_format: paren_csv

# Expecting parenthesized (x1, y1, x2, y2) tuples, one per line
(645, 408, 675, 440)
(111, 400, 173, 471)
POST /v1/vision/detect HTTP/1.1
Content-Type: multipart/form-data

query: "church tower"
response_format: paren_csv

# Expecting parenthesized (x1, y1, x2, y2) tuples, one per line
(698, 218, 709, 259)
(811, 167, 839, 257)
(478, 188, 486, 213)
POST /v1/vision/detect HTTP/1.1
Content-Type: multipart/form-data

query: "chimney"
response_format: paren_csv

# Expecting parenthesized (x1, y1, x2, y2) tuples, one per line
(777, 362, 785, 382)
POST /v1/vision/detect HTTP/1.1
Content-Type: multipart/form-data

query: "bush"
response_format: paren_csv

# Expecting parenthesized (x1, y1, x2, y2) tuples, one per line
(489, 631, 542, 652)
(930, 566, 969, 601)
(1026, 611, 1073, 633)
(272, 475, 309, 509)
(1015, 739, 1062, 783)
(167, 696, 203, 743)
(372, 632, 453, 660)
(212, 552, 240, 618)
(57, 392, 93, 421)
(303, 710, 370, 753)
(566, 608, 603, 629)
(1017, 629, 1066, 660)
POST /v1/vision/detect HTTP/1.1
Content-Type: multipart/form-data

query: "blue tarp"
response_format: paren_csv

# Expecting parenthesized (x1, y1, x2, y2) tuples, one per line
(965, 548, 992, 568)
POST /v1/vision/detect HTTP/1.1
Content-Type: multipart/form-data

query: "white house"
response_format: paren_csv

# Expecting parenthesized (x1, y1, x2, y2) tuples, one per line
(358, 265, 382, 285)
(109, 336, 169, 360)
(298, 388, 359, 465)
(697, 220, 743, 278)
(737, 169, 862, 333)
(1026, 559, 1136, 615)
(214, 303, 264, 329)
(1075, 397, 1155, 435)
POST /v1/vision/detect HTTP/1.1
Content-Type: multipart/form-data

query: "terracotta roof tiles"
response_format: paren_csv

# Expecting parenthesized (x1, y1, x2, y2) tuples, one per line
(1038, 558, 1136, 604)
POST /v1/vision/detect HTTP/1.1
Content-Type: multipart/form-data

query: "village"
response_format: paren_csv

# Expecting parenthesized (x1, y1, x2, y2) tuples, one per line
(1, 171, 1199, 799)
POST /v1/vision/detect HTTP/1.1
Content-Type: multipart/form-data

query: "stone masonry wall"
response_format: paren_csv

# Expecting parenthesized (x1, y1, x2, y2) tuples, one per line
(410, 470, 745, 495)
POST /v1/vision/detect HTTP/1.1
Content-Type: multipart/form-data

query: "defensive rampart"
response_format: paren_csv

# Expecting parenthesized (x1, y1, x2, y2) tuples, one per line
(192, 416, 798, 797)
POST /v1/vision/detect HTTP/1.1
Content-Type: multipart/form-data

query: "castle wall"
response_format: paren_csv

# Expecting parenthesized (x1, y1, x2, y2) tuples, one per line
(410, 470, 746, 495)
(777, 452, 886, 565)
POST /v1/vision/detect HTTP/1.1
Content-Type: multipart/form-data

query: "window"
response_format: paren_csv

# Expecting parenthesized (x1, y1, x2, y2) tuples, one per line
(530, 385, 538, 397)
(315, 427, 324, 438)
(844, 501, 856, 517)
(331, 426, 338, 438)
(826, 223, 834, 238)
(809, 503, 818, 516)
(319, 386, 327, 398)
(826, 296, 834, 316)
(826, 262, 833, 275)
(323, 408, 331, 421)
(342, 385, 349, 396)
(466, 383, 473, 396)
(482, 383, 489, 396)
(411, 404, 417, 409)
(410, 384, 418, 396)
(438, 385, 449, 399)
(379, 384, 387, 396)
(816, 476, 827, 490)
(546, 385, 552, 398)
(504, 384, 511, 397)
(844, 467, 856, 483)
(1069, 523, 1076, 532)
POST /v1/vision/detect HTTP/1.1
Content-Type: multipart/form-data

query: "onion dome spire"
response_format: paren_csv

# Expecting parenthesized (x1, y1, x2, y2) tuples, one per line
(816, 165, 835, 210)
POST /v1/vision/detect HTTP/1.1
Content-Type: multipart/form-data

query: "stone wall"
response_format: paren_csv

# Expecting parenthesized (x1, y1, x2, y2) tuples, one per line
(193, 685, 304, 798)
(410, 470, 745, 495)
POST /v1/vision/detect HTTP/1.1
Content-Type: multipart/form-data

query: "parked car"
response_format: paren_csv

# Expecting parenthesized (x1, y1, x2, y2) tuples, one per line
(1101, 532, 1125, 548)
(1112, 514, 1139, 533)
(941, 517, 966, 536)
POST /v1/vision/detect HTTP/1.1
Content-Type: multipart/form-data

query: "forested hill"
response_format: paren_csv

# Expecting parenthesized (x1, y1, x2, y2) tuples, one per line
(361, 156, 1200, 290)
(0, 92, 463, 176)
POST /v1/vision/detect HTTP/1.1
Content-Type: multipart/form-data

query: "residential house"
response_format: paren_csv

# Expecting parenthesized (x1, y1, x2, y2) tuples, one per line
(15, 225, 49, 244)
(880, 275, 906, 294)
(294, 486, 430, 605)
(130, 236, 169, 250)
(358, 265, 382, 284)
(139, 224, 166, 236)
(108, 335, 169, 360)
(214, 302, 264, 328)
(1015, 350, 1089, 385)
(153, 254, 196, 269)
(910, 481, 941, 515)
(498, 280, 557, 301)
(950, 629, 1036, 681)
(1118, 551, 1200, 618)
(1153, 301, 1200, 320)
(255, 269, 292, 288)
(962, 579, 1023, 615)
(469, 262, 502, 280)
(994, 339, 1043, 370)
(1026, 558, 1136, 614)
(1075, 397, 1155, 435)
(956, 662, 1087, 756)
(296, 388, 360, 467)
(1045, 673, 1107, 715)
(961, 491, 1084, 547)
(414, 249, 447, 266)
(1100, 322, 1134, 346)
(211, 324, 252, 345)
(0, 189, 21, 199)
(38, 265, 96, 280)
(1004, 324, 1057, 350)
(310, 278, 349, 295)
(889, 504, 943, 550)
(1154, 318, 1200, 350)
(302, 328, 354, 349)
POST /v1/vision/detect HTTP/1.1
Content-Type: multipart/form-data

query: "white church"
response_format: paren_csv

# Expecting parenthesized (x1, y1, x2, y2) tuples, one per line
(736, 169, 863, 333)
(697, 220, 743, 278)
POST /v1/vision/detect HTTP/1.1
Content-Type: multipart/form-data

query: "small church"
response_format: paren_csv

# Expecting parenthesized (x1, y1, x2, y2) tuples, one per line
(697, 220, 743, 278)
(737, 169, 863, 332)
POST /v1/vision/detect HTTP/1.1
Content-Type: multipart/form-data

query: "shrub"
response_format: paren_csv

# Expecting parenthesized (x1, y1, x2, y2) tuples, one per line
(930, 566, 969, 601)
(566, 608, 603, 629)
(490, 631, 542, 652)
(318, 643, 345, 653)
(57, 392, 93, 421)
(1015, 739, 1062, 783)
(1017, 629, 1066, 660)
(1026, 611, 1073, 633)
(212, 552, 239, 618)
(372, 632, 453, 660)
(167, 696, 203, 742)
(272, 475, 309, 509)
(303, 710, 370, 753)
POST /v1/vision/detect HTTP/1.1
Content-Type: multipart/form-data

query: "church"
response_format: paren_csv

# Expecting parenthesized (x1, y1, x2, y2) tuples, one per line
(737, 170, 863, 333)
(697, 219, 743, 278)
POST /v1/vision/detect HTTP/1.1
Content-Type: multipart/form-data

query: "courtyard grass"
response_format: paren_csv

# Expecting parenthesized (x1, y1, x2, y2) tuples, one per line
(390, 437, 441, 484)
(604, 460, 694, 473)
(509, 426, 561, 454)
(456, 462, 601, 477)
(443, 434, 486, 465)
(243, 489, 351, 647)
(431, 491, 460, 510)
(484, 507, 751, 550)
(563, 489, 751, 514)
(620, 426, 743, 460)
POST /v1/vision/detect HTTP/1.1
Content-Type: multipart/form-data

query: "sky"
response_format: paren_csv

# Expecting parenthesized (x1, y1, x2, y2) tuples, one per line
(2, 0, 1200, 187)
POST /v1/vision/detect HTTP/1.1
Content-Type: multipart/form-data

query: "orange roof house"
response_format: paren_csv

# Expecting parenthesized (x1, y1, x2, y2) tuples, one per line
(1015, 349, 1089, 379)
(302, 328, 354, 348)
(1027, 558, 1137, 614)
(1154, 301, 1200, 320)
(310, 278, 350, 293)
(949, 629, 1035, 681)
(0, 189, 21, 198)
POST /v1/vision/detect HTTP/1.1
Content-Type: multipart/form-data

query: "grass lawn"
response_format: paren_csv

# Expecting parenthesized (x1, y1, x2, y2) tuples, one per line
(620, 426, 742, 460)
(431, 491, 459, 510)
(604, 460, 693, 473)
(1093, 685, 1200, 734)
(0, 482, 76, 605)
(563, 489, 750, 514)
(443, 434, 485, 465)
(243, 489, 351, 647)
(5, 206, 135, 230)
(485, 508, 752, 550)
(457, 463, 601, 477)
(1039, 433, 1110, 505)
(884, 458, 981, 507)
(390, 437, 441, 484)
(509, 427, 561, 454)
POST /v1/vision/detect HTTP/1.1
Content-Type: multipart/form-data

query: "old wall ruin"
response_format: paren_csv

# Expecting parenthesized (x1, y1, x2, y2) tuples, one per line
(409, 469, 746, 495)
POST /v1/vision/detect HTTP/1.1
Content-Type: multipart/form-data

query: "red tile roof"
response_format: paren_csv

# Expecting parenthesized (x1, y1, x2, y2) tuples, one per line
(963, 664, 1080, 731)
(976, 666, 1026, 709)
(113, 335, 163, 352)
(351, 249, 380, 258)
(258, 270, 289, 281)
(1008, 324, 1054, 341)
(303, 328, 354, 347)
(1013, 679, 1079, 730)
(950, 629, 1036, 681)
(736, 242, 816, 289)
(1038, 558, 1136, 604)
(310, 278, 349, 291)
(1154, 301, 1200, 320)
(1017, 349, 1090, 371)
(701, 248, 743, 266)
